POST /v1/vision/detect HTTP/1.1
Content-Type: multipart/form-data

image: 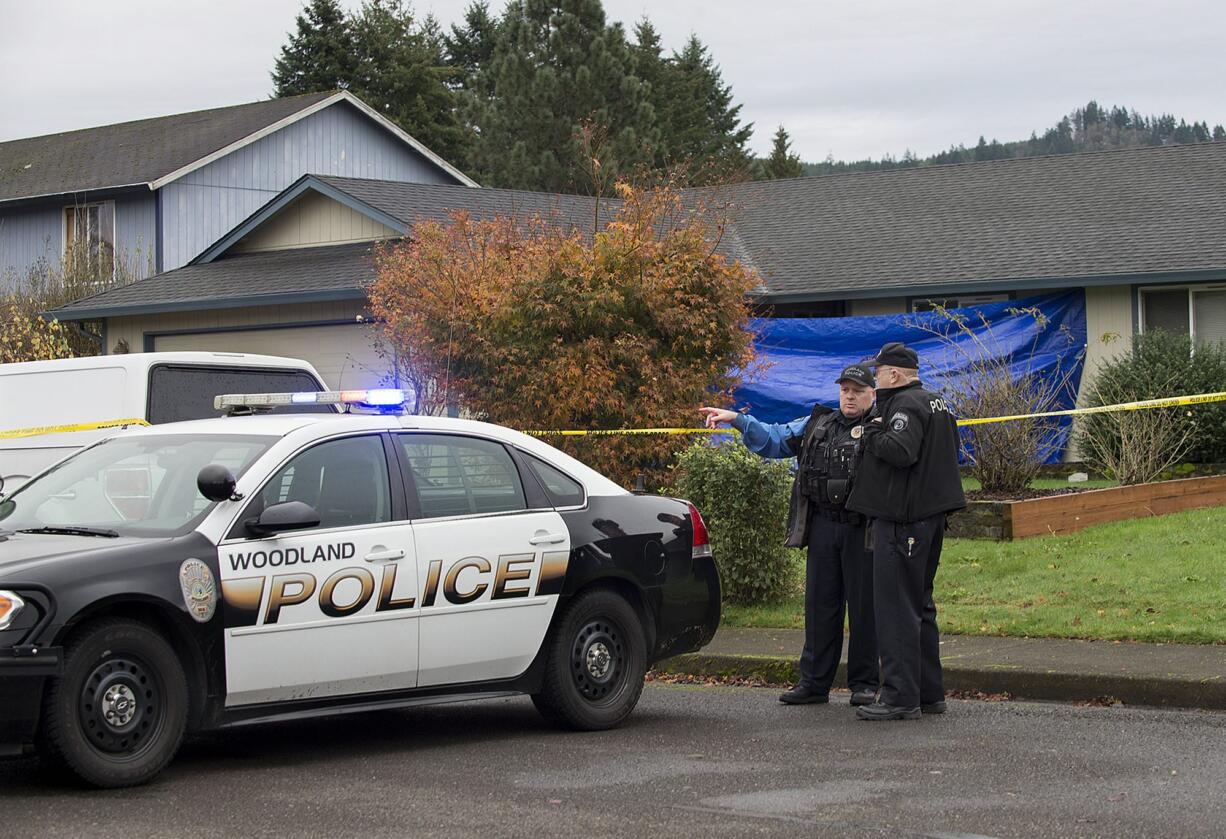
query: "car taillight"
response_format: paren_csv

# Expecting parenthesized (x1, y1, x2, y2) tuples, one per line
(687, 502, 712, 559)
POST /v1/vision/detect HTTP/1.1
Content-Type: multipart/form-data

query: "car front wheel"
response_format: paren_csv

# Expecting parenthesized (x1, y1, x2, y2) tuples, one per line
(40, 618, 188, 788)
(532, 589, 647, 730)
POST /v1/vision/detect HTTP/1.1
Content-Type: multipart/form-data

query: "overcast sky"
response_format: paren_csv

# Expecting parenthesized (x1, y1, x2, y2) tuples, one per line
(2, 0, 1222, 162)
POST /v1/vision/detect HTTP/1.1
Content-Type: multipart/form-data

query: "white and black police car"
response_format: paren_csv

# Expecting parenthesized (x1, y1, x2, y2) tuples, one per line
(0, 389, 720, 787)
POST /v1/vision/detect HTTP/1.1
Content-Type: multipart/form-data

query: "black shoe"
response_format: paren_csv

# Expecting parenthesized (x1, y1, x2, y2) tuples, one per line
(779, 684, 829, 705)
(850, 689, 877, 707)
(856, 702, 921, 721)
(921, 700, 947, 715)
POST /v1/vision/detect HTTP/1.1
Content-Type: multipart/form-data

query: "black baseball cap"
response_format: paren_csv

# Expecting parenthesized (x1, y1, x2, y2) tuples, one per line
(836, 364, 875, 388)
(869, 342, 919, 369)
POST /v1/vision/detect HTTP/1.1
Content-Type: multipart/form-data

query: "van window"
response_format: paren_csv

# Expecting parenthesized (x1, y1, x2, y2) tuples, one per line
(147, 365, 329, 424)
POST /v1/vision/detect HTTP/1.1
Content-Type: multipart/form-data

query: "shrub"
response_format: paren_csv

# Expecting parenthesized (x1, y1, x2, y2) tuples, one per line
(368, 179, 760, 487)
(908, 305, 1082, 495)
(1075, 330, 1226, 482)
(671, 439, 795, 605)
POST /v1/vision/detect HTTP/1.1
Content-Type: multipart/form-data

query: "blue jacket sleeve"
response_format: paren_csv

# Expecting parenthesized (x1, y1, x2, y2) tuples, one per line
(732, 413, 809, 459)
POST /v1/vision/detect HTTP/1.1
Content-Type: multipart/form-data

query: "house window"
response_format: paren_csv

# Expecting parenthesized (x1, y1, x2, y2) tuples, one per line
(911, 293, 1009, 313)
(1140, 285, 1226, 346)
(63, 201, 115, 280)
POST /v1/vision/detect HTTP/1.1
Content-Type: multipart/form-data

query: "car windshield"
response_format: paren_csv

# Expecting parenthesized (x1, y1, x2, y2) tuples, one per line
(0, 434, 274, 538)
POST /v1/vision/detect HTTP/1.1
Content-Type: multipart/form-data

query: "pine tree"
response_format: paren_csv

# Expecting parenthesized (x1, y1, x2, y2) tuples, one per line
(348, 0, 471, 166)
(444, 2, 499, 88)
(760, 125, 805, 180)
(271, 0, 355, 96)
(467, 0, 658, 193)
(661, 35, 754, 181)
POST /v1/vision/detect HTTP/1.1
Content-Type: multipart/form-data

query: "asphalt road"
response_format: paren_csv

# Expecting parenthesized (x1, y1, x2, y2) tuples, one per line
(5, 684, 1225, 838)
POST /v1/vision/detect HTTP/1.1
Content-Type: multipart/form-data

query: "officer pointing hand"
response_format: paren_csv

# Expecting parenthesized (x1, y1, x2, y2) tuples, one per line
(699, 365, 880, 708)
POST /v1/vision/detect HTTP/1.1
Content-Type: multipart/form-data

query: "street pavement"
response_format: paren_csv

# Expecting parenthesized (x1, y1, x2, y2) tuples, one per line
(5, 683, 1225, 838)
(666, 627, 1226, 709)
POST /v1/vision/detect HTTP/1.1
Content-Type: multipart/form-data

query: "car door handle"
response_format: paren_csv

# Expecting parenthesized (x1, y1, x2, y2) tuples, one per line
(529, 532, 566, 545)
(364, 548, 406, 562)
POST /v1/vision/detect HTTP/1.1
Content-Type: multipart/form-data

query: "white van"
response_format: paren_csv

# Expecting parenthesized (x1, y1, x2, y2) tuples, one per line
(0, 352, 331, 491)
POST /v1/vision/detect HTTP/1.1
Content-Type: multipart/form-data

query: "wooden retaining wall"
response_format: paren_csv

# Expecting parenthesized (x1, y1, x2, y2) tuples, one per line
(1005, 475, 1226, 539)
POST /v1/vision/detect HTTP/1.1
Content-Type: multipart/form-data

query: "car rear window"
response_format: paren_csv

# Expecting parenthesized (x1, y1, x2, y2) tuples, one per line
(147, 365, 330, 424)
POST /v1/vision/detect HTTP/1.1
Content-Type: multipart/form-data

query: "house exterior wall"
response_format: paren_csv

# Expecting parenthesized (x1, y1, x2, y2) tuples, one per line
(159, 102, 456, 271)
(231, 191, 397, 253)
(1082, 284, 1134, 384)
(114, 194, 157, 280)
(0, 204, 61, 288)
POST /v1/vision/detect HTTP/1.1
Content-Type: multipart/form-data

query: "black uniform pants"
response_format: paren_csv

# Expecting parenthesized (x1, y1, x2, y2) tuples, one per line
(799, 513, 879, 694)
(871, 514, 946, 709)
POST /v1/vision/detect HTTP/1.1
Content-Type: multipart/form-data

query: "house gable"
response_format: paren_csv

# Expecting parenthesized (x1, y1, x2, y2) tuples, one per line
(230, 189, 398, 254)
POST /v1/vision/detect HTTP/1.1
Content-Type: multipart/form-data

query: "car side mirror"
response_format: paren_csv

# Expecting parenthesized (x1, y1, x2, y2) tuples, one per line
(245, 501, 321, 537)
(197, 465, 238, 503)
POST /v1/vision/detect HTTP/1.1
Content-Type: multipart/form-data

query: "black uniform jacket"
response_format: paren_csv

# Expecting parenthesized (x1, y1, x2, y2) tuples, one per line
(846, 381, 966, 523)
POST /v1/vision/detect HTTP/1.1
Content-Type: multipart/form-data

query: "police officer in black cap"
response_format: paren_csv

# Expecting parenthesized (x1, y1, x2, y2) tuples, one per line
(700, 364, 879, 707)
(847, 342, 965, 721)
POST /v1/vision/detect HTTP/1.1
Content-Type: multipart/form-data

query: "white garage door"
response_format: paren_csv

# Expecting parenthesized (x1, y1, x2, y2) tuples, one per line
(154, 324, 394, 391)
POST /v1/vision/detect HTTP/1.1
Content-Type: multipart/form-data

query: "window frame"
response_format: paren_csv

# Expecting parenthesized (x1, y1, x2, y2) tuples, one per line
(223, 432, 406, 542)
(391, 431, 543, 523)
(62, 199, 117, 281)
(510, 448, 588, 511)
(1138, 282, 1226, 345)
(908, 292, 1011, 313)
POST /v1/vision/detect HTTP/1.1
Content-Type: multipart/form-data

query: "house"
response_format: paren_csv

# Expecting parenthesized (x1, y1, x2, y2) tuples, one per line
(0, 91, 474, 289)
(46, 138, 1226, 394)
(48, 175, 615, 389)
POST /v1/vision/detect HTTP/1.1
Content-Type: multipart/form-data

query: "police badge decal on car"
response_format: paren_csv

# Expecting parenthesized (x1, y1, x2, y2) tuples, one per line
(179, 559, 218, 623)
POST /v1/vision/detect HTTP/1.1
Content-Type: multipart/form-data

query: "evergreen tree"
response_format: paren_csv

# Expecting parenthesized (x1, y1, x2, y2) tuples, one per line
(347, 0, 471, 165)
(661, 35, 754, 181)
(444, 2, 500, 88)
(466, 0, 658, 193)
(271, 0, 355, 96)
(760, 125, 804, 180)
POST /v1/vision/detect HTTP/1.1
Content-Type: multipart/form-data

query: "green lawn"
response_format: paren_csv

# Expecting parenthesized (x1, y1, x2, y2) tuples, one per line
(961, 477, 1119, 491)
(721, 506, 1226, 644)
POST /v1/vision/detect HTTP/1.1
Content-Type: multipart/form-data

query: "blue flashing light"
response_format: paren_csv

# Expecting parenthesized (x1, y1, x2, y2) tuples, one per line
(363, 389, 406, 407)
(291, 392, 319, 404)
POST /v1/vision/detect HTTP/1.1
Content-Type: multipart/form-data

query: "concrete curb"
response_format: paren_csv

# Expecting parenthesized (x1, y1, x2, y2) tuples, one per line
(656, 652, 1226, 710)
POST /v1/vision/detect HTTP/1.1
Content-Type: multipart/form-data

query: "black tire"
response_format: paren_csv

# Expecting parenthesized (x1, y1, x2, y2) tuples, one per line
(40, 618, 188, 788)
(531, 589, 647, 730)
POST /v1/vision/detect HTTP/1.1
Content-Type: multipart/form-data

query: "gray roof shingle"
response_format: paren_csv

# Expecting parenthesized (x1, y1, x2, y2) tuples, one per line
(0, 92, 335, 204)
(708, 141, 1226, 299)
(51, 241, 374, 319)
(50, 141, 1226, 319)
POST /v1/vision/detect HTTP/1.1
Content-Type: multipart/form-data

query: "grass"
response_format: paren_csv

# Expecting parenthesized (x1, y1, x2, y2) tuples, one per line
(961, 477, 1119, 491)
(721, 505, 1226, 644)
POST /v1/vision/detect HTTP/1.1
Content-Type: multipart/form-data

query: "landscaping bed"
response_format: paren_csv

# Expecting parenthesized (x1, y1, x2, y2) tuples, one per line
(721, 506, 1226, 645)
(949, 474, 1226, 539)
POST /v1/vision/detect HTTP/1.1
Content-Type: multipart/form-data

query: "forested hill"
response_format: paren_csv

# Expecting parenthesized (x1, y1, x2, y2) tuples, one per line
(804, 101, 1226, 175)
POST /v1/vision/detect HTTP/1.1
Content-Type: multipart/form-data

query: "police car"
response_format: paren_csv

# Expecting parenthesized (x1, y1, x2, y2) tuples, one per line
(0, 390, 721, 787)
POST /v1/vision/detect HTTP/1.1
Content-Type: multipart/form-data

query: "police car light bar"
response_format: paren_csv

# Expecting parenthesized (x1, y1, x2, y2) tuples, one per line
(215, 389, 407, 414)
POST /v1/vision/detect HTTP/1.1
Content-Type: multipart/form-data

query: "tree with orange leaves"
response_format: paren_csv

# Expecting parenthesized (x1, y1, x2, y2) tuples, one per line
(367, 180, 760, 487)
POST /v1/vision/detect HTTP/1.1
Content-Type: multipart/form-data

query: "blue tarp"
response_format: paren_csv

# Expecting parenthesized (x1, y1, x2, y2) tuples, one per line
(735, 291, 1088, 463)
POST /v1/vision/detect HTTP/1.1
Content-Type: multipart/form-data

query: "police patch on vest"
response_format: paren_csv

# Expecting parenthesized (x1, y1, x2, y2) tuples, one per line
(890, 412, 910, 433)
(179, 558, 217, 623)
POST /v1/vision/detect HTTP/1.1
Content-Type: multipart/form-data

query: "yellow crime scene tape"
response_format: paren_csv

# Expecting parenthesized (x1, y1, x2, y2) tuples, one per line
(3, 392, 1222, 442)
(524, 391, 1226, 437)
(0, 418, 150, 441)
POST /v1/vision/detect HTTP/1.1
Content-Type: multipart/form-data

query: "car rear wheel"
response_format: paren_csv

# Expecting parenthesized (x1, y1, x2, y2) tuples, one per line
(40, 618, 188, 788)
(532, 589, 646, 730)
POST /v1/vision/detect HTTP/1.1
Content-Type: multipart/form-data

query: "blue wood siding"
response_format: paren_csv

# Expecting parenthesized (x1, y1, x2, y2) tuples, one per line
(0, 204, 60, 290)
(115, 194, 156, 280)
(159, 101, 457, 270)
